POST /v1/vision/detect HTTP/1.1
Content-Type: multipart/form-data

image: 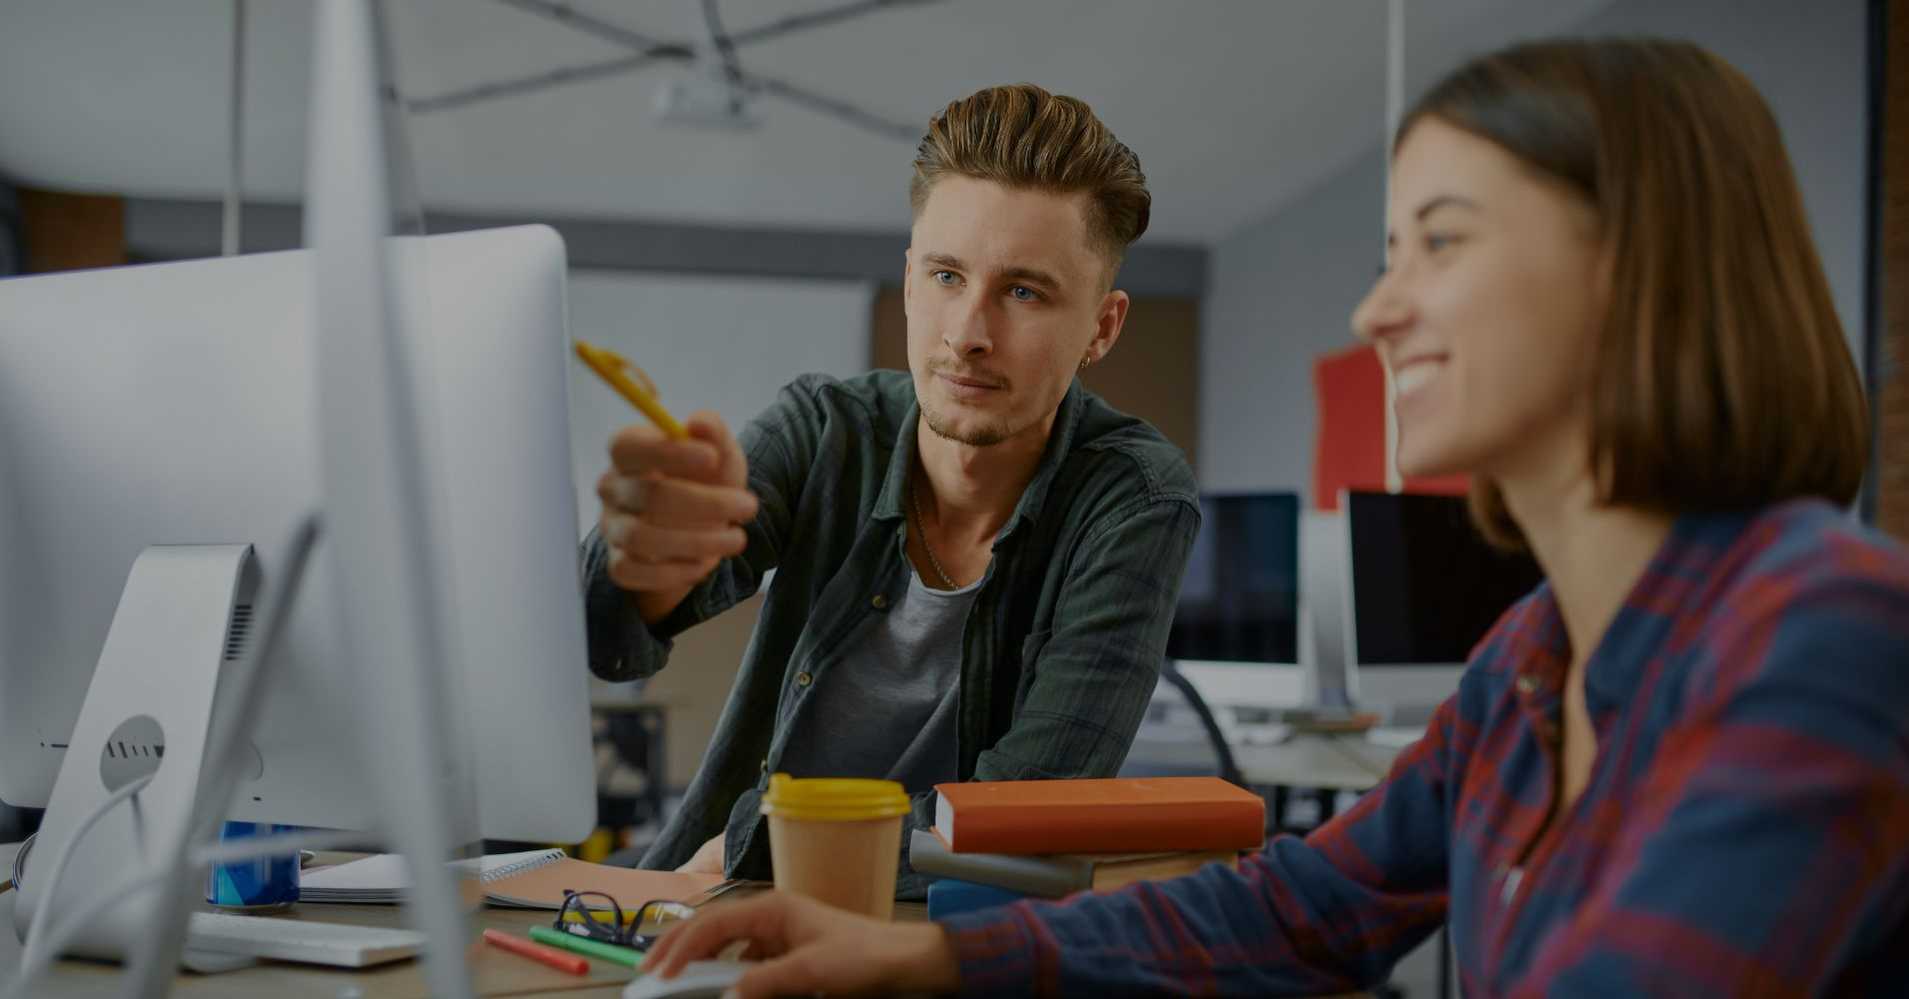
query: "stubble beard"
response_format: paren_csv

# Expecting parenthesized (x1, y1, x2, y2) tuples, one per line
(920, 402, 1015, 448)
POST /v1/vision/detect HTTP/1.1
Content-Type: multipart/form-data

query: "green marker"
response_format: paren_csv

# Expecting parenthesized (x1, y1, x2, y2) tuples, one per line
(527, 924, 643, 969)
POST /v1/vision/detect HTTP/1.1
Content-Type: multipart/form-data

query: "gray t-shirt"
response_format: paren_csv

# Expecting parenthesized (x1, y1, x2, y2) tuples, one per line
(774, 566, 980, 795)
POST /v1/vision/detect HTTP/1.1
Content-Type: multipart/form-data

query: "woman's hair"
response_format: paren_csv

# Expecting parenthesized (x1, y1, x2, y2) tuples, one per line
(1398, 38, 1867, 547)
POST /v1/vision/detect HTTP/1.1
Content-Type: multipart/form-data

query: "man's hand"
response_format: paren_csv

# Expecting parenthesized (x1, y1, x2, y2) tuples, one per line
(641, 891, 962, 998)
(675, 832, 726, 875)
(597, 410, 758, 624)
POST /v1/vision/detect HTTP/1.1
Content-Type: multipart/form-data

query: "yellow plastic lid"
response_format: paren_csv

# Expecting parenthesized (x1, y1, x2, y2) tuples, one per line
(760, 774, 911, 822)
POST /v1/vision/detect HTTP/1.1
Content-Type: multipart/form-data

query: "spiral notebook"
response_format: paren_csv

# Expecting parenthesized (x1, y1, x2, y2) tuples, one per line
(299, 849, 727, 909)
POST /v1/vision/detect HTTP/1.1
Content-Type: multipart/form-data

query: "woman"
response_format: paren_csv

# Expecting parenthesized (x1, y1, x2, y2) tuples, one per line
(642, 38, 1909, 997)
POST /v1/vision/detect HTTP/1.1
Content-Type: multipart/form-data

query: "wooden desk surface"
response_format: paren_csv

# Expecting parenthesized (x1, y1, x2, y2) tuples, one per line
(0, 857, 924, 998)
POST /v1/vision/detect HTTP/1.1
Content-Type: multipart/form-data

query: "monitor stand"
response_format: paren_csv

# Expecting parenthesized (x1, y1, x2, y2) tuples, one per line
(13, 545, 257, 966)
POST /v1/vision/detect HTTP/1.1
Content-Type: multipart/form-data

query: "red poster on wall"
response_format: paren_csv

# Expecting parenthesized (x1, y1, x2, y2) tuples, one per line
(1313, 343, 1467, 510)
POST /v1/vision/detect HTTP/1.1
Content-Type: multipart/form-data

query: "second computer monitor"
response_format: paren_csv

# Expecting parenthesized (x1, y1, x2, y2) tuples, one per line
(1166, 493, 1304, 710)
(1342, 489, 1544, 725)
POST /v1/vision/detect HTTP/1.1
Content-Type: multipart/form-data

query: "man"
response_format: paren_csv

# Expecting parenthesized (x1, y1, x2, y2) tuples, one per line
(584, 83, 1199, 896)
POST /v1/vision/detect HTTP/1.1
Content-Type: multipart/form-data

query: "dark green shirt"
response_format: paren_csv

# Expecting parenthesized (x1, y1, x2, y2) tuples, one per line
(582, 371, 1199, 897)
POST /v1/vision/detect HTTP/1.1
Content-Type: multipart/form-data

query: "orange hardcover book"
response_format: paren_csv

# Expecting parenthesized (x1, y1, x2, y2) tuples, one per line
(932, 777, 1265, 855)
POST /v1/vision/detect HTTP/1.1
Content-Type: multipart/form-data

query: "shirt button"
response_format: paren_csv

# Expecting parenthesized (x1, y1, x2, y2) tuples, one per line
(795, 671, 813, 688)
(759, 759, 768, 774)
(1516, 675, 1539, 695)
(871, 594, 888, 610)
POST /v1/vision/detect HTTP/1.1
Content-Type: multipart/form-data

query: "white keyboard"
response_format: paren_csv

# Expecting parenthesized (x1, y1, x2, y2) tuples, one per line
(186, 911, 423, 968)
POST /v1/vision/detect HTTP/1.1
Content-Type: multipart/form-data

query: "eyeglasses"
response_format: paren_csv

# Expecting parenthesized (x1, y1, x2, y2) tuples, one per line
(553, 889, 696, 951)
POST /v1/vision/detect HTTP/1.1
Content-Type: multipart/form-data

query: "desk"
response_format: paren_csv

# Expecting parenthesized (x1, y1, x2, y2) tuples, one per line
(0, 855, 924, 998)
(1125, 729, 1409, 837)
(1128, 732, 1404, 791)
(1234, 734, 1402, 791)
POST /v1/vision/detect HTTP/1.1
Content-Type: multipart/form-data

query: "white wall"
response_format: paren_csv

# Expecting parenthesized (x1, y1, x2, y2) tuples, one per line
(1202, 153, 1386, 496)
(564, 270, 874, 533)
(1200, 0, 1870, 499)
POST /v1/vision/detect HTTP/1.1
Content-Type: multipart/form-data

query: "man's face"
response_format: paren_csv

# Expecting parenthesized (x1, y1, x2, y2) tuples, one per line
(904, 176, 1126, 449)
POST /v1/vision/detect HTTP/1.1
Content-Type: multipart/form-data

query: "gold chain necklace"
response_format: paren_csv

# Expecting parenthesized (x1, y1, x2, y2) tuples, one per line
(909, 481, 960, 590)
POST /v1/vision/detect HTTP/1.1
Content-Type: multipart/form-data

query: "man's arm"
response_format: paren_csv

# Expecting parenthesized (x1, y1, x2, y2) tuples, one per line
(971, 494, 1197, 781)
(583, 380, 824, 683)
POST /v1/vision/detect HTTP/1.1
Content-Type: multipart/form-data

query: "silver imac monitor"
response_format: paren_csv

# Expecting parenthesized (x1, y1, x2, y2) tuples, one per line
(1342, 489, 1543, 728)
(0, 224, 595, 842)
(1167, 493, 1306, 719)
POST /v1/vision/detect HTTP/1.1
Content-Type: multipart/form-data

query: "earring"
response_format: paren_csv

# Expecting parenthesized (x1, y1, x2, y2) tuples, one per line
(1078, 356, 1091, 371)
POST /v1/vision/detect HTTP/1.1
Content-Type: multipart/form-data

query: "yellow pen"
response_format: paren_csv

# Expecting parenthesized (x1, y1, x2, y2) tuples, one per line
(572, 339, 688, 439)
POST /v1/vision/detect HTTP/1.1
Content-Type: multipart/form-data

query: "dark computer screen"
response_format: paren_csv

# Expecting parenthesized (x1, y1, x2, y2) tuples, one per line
(1166, 493, 1300, 664)
(1346, 490, 1544, 665)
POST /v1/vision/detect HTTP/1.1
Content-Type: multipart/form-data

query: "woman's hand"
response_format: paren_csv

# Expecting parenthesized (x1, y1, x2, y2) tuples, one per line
(642, 890, 962, 998)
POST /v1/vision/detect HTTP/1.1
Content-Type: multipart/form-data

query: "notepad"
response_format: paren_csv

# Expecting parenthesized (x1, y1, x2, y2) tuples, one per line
(299, 849, 726, 910)
(299, 849, 562, 904)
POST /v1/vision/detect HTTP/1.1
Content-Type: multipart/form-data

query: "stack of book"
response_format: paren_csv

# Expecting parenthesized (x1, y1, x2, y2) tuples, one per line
(911, 776, 1266, 918)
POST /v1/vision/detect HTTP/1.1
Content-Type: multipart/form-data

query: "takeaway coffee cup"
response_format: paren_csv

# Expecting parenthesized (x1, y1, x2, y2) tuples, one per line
(760, 774, 911, 919)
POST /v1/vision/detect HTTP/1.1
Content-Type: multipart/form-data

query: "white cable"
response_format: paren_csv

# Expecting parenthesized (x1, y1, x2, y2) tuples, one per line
(370, 0, 426, 235)
(7, 832, 31, 894)
(1383, 0, 1404, 207)
(6, 827, 364, 999)
(1382, 0, 1405, 495)
(222, 0, 247, 256)
(16, 773, 155, 971)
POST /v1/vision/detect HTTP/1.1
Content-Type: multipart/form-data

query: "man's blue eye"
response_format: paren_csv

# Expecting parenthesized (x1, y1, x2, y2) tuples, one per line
(1009, 286, 1039, 302)
(933, 270, 959, 286)
(1425, 233, 1459, 252)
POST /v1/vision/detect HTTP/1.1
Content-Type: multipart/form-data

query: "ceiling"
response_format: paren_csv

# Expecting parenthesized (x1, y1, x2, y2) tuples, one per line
(0, 0, 1614, 245)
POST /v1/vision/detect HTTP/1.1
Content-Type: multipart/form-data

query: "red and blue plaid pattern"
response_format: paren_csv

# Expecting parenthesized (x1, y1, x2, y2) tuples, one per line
(941, 500, 1909, 996)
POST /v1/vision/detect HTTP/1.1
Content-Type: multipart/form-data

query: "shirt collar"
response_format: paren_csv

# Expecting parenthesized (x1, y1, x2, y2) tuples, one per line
(871, 379, 1087, 545)
(1511, 509, 1751, 713)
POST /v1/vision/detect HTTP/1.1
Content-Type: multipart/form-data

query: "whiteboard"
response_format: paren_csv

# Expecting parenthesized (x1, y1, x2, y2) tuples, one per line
(564, 270, 875, 535)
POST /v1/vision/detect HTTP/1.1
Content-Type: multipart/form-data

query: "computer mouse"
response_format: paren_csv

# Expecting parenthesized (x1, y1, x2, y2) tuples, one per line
(622, 959, 749, 999)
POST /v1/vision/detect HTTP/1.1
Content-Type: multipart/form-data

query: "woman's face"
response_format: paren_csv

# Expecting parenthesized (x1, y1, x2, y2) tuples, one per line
(1352, 118, 1607, 485)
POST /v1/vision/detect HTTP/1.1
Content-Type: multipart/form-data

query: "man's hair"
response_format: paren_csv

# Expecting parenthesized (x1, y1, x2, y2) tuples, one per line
(910, 83, 1151, 274)
(1398, 38, 1867, 547)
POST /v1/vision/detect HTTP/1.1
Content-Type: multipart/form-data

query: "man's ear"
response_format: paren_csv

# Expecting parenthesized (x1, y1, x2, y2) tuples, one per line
(1086, 288, 1131, 365)
(902, 248, 914, 306)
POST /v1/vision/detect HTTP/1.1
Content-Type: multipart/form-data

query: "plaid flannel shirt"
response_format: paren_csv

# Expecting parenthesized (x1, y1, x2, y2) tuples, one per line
(944, 499, 1909, 996)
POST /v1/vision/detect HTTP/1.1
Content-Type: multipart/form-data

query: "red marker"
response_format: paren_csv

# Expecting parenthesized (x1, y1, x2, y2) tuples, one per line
(481, 928, 590, 975)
